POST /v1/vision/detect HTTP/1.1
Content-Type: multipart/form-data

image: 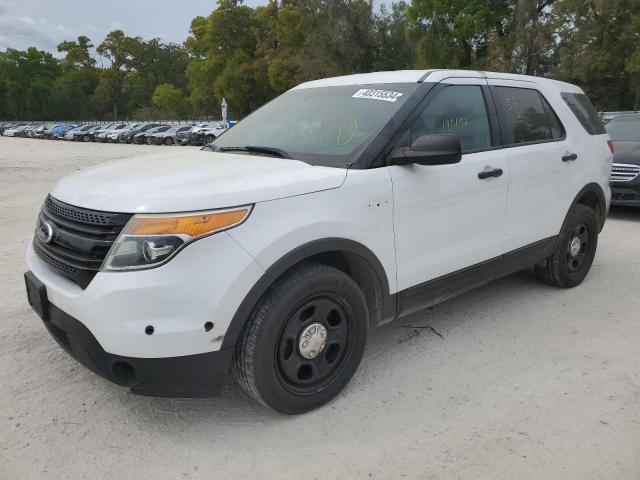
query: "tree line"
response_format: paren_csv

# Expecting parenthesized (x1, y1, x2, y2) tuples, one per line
(0, 0, 639, 121)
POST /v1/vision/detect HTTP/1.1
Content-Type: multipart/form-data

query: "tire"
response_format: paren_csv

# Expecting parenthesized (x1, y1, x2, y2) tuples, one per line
(233, 263, 369, 414)
(535, 204, 598, 288)
(164, 137, 174, 145)
(204, 134, 215, 144)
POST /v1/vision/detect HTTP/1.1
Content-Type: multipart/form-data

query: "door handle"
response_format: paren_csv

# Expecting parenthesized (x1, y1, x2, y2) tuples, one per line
(478, 168, 503, 180)
(562, 153, 578, 162)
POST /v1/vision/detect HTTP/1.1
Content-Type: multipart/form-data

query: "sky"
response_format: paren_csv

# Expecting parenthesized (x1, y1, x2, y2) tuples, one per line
(0, 0, 269, 56)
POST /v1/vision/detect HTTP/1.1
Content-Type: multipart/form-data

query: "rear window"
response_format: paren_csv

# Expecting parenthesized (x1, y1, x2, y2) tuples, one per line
(605, 116, 640, 142)
(494, 87, 565, 145)
(561, 93, 606, 135)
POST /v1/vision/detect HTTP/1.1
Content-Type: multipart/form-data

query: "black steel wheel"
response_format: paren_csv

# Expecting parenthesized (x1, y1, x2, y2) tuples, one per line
(535, 204, 598, 288)
(566, 222, 589, 272)
(275, 296, 352, 395)
(233, 263, 368, 414)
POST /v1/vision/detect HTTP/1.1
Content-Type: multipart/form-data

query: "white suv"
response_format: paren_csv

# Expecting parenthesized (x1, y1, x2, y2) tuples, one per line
(25, 70, 612, 413)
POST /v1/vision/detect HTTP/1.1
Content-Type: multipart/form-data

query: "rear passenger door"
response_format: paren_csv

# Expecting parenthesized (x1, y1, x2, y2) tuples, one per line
(489, 80, 573, 251)
(389, 79, 510, 292)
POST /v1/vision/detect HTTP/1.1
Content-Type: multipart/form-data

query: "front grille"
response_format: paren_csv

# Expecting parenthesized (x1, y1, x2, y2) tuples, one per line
(33, 196, 132, 289)
(611, 163, 640, 182)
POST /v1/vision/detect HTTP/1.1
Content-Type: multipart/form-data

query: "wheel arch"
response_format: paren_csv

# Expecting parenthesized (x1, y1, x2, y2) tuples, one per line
(566, 183, 607, 233)
(221, 238, 394, 350)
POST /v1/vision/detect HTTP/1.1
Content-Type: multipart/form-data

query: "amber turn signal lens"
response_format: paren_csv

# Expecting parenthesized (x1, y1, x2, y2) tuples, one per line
(123, 208, 250, 237)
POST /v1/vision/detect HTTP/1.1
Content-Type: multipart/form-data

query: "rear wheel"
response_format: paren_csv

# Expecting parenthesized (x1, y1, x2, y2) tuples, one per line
(535, 204, 598, 288)
(233, 263, 369, 414)
(164, 137, 174, 145)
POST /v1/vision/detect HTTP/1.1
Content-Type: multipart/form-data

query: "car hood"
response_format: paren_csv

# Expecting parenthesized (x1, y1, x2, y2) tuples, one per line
(51, 149, 347, 213)
(612, 141, 640, 166)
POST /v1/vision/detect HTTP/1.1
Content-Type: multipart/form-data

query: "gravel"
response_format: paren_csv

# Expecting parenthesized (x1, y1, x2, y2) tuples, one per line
(1, 136, 640, 479)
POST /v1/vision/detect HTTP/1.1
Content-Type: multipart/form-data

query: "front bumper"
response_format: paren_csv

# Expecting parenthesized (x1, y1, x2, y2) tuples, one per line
(611, 179, 640, 206)
(26, 231, 264, 358)
(26, 271, 232, 397)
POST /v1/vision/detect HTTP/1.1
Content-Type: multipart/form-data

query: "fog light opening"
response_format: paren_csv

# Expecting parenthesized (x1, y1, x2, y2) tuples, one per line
(111, 361, 139, 387)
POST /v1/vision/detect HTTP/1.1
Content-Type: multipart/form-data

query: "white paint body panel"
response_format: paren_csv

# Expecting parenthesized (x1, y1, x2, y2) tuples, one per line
(51, 150, 347, 213)
(27, 69, 612, 361)
(390, 148, 510, 290)
(486, 78, 612, 252)
(229, 168, 397, 292)
(27, 232, 264, 358)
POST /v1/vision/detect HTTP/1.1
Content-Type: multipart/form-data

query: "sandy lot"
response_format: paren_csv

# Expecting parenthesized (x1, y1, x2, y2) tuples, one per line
(1, 136, 639, 479)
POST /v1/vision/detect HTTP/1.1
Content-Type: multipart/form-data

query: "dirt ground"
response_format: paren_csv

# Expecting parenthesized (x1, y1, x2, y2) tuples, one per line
(1, 136, 639, 480)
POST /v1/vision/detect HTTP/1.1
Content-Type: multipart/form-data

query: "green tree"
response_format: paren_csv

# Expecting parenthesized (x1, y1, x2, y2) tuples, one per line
(185, 0, 265, 117)
(373, 2, 415, 71)
(94, 30, 143, 118)
(407, 0, 512, 68)
(126, 39, 189, 114)
(53, 36, 99, 119)
(152, 83, 188, 118)
(487, 1, 556, 75)
(552, 0, 640, 109)
(0, 48, 61, 119)
(57, 35, 96, 69)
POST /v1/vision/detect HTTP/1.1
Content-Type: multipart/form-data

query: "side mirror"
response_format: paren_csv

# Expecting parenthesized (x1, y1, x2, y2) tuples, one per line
(389, 134, 462, 166)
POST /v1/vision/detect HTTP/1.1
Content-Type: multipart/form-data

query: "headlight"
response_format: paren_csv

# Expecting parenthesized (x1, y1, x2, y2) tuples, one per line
(102, 206, 252, 271)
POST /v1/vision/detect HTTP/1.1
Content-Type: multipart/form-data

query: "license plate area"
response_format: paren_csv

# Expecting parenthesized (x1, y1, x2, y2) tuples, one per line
(24, 271, 49, 321)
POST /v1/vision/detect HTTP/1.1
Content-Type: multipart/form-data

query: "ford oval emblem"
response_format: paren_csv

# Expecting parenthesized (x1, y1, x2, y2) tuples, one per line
(37, 221, 55, 244)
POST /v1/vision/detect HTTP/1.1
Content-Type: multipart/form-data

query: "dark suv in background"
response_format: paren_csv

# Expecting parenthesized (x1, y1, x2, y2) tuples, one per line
(607, 115, 640, 207)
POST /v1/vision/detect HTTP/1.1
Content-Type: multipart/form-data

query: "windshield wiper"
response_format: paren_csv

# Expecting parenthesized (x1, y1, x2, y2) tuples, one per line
(213, 145, 291, 159)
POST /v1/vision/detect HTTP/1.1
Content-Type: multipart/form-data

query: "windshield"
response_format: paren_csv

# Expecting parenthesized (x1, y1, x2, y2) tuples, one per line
(211, 83, 420, 167)
(606, 116, 640, 142)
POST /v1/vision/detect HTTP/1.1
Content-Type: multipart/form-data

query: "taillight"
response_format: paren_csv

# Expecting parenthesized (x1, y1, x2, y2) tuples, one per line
(607, 140, 614, 153)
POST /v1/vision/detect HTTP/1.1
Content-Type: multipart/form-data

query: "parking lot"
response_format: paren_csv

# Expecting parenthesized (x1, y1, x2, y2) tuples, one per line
(1, 136, 640, 479)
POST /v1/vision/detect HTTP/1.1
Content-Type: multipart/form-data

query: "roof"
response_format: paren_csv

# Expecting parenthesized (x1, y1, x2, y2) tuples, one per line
(294, 69, 583, 94)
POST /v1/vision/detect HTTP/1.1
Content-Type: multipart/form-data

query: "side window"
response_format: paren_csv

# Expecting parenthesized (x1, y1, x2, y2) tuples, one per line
(410, 85, 492, 152)
(561, 92, 606, 135)
(494, 87, 565, 145)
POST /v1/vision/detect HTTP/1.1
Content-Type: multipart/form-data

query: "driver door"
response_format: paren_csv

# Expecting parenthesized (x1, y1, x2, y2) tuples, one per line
(388, 79, 510, 301)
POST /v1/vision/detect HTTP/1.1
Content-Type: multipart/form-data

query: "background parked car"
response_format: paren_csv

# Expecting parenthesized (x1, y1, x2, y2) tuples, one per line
(190, 122, 227, 145)
(106, 123, 141, 142)
(96, 123, 127, 142)
(4, 124, 31, 137)
(0, 122, 17, 135)
(83, 124, 111, 142)
(116, 123, 162, 143)
(133, 125, 170, 144)
(42, 124, 66, 139)
(24, 124, 43, 137)
(606, 114, 640, 207)
(31, 125, 50, 138)
(50, 124, 77, 139)
(66, 125, 98, 141)
(147, 125, 192, 145)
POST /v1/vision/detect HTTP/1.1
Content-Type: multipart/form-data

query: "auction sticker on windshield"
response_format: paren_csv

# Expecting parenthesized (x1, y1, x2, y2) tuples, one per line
(352, 89, 404, 103)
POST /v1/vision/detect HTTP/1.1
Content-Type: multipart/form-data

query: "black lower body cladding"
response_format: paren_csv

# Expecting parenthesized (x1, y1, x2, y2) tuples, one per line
(25, 271, 232, 397)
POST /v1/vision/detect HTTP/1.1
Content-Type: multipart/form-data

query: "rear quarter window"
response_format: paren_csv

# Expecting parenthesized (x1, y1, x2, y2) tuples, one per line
(494, 86, 565, 145)
(561, 93, 606, 135)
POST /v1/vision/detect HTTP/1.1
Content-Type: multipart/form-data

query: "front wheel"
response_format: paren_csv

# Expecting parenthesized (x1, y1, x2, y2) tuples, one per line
(535, 204, 598, 288)
(164, 137, 174, 145)
(233, 263, 369, 414)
